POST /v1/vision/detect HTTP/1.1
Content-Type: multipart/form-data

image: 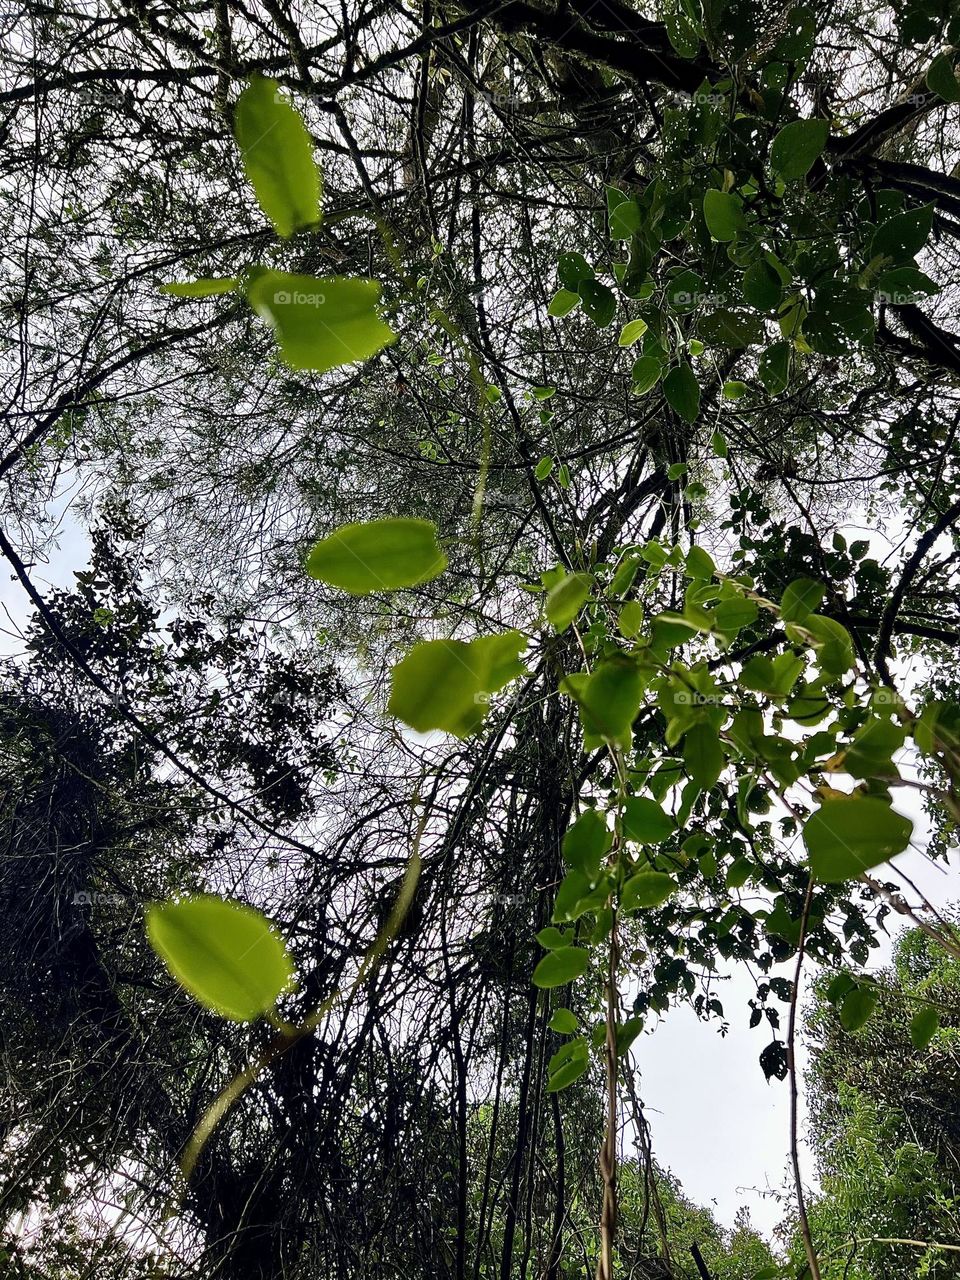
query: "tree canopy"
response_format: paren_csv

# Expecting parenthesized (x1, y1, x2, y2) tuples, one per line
(1, 0, 960, 1276)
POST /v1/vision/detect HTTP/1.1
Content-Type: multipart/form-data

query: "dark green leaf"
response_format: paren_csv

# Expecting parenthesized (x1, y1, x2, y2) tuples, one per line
(622, 796, 675, 843)
(769, 119, 829, 180)
(663, 362, 701, 422)
(621, 871, 678, 911)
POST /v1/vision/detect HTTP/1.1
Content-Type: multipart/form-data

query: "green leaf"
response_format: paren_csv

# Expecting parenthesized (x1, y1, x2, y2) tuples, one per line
(388, 631, 526, 737)
(558, 252, 594, 289)
(306, 518, 446, 594)
(631, 354, 663, 394)
(722, 379, 749, 400)
(803, 795, 913, 882)
(548, 288, 581, 318)
(870, 204, 935, 265)
(562, 809, 611, 877)
(161, 277, 239, 297)
(610, 200, 642, 238)
(622, 796, 675, 843)
(699, 309, 763, 348)
(926, 52, 960, 103)
(685, 545, 715, 580)
(621, 871, 678, 911)
(616, 1015, 644, 1056)
(547, 1037, 589, 1091)
(234, 75, 321, 237)
(769, 119, 829, 180)
(839, 987, 877, 1033)
(545, 572, 594, 632)
(684, 722, 723, 789)
(703, 189, 745, 242)
(618, 599, 645, 638)
(246, 270, 395, 372)
(742, 259, 782, 311)
(780, 577, 824, 623)
(537, 927, 572, 950)
(804, 614, 855, 676)
(663, 362, 701, 423)
(618, 318, 649, 346)
(715, 596, 759, 635)
(535, 456, 555, 480)
(876, 267, 941, 305)
(909, 1005, 940, 1050)
(549, 1007, 579, 1033)
(146, 896, 295, 1022)
(532, 946, 590, 988)
(579, 279, 617, 327)
(758, 340, 790, 394)
(573, 656, 644, 745)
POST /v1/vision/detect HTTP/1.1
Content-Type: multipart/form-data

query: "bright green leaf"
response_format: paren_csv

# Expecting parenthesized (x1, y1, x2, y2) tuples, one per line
(803, 795, 913, 882)
(306, 518, 446, 594)
(234, 75, 321, 237)
(621, 871, 678, 911)
(246, 269, 395, 372)
(161, 277, 239, 297)
(545, 572, 594, 632)
(146, 895, 295, 1022)
(532, 946, 590, 989)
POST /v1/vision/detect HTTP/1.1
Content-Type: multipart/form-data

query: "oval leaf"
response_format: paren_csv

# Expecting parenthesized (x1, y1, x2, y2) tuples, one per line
(621, 871, 678, 912)
(769, 119, 829, 181)
(306, 518, 446, 595)
(146, 896, 295, 1022)
(234, 75, 321, 237)
(532, 946, 590, 989)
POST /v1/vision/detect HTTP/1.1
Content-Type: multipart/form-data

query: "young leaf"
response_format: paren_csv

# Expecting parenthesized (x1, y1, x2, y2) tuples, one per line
(618, 318, 649, 347)
(803, 795, 913, 882)
(549, 1007, 579, 1033)
(532, 946, 590, 989)
(562, 809, 611, 877)
(306, 518, 446, 594)
(388, 631, 526, 737)
(246, 270, 396, 372)
(146, 896, 295, 1022)
(622, 796, 675, 843)
(839, 987, 877, 1033)
(548, 288, 581, 318)
(779, 577, 824, 623)
(234, 75, 321, 237)
(161, 278, 239, 297)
